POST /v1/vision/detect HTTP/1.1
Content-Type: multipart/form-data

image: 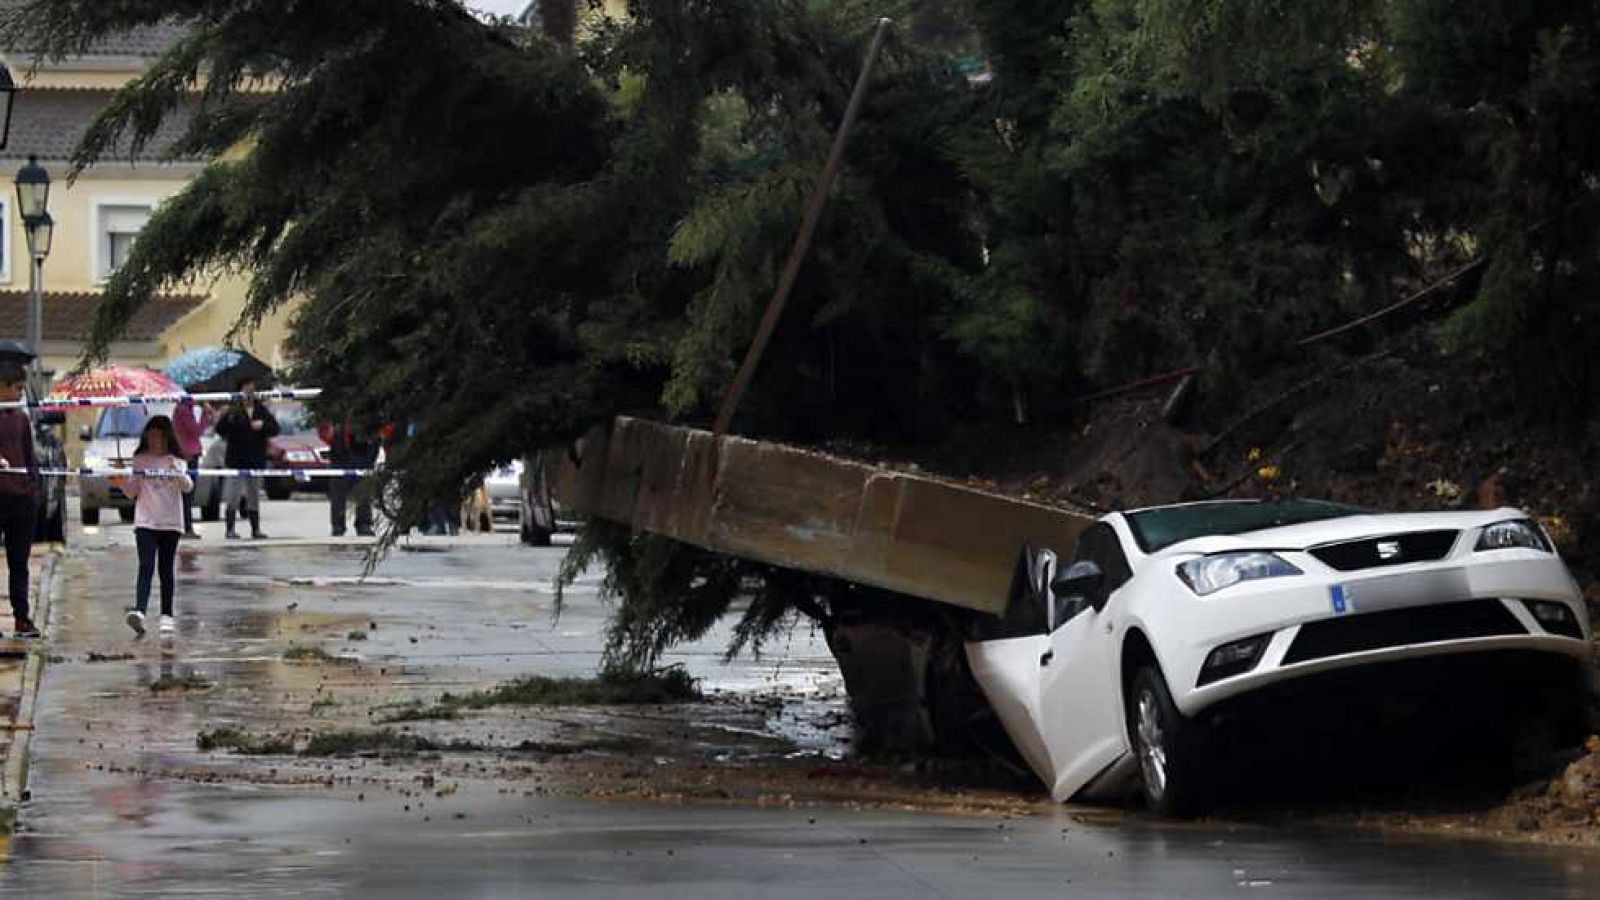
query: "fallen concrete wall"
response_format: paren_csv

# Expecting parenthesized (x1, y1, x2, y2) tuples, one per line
(556, 418, 1094, 615)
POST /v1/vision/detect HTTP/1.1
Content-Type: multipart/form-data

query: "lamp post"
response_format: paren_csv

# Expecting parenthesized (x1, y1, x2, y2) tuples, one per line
(15, 156, 51, 376)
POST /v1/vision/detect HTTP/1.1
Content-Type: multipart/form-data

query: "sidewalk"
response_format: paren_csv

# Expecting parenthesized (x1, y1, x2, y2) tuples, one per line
(0, 546, 61, 829)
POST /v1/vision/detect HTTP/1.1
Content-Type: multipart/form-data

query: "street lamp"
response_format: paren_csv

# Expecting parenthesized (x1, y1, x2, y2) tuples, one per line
(14, 154, 48, 220)
(15, 156, 51, 374)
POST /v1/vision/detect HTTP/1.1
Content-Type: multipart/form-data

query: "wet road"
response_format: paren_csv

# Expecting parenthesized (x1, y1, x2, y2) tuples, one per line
(5, 500, 1600, 898)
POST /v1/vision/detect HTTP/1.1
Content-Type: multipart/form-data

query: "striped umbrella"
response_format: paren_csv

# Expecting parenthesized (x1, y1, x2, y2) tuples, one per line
(50, 365, 180, 400)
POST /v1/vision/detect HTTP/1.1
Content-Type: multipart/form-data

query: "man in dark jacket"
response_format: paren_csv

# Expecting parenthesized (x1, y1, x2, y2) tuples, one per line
(0, 364, 40, 637)
(214, 377, 279, 539)
(318, 420, 378, 537)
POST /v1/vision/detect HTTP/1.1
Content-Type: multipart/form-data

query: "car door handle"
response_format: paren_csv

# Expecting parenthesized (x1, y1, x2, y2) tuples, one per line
(1039, 650, 1054, 667)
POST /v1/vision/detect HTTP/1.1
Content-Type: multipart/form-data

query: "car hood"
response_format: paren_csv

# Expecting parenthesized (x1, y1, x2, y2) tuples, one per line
(1156, 507, 1530, 557)
(271, 435, 325, 452)
(83, 438, 140, 458)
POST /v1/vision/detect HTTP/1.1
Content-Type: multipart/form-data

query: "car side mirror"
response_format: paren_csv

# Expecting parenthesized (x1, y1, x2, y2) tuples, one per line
(37, 410, 64, 427)
(78, 425, 93, 442)
(1052, 560, 1105, 615)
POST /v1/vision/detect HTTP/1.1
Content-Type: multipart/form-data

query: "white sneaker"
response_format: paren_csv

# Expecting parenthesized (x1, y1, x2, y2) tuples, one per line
(158, 615, 177, 636)
(125, 609, 146, 637)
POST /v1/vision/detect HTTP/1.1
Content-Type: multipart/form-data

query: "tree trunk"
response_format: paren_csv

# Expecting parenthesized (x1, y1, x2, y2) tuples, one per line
(537, 0, 578, 47)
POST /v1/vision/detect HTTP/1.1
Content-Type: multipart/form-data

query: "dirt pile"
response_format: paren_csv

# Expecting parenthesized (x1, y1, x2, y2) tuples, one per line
(1507, 744, 1600, 835)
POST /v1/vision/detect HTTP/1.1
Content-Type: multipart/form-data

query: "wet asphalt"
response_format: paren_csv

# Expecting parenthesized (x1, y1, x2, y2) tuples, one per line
(3, 500, 1600, 898)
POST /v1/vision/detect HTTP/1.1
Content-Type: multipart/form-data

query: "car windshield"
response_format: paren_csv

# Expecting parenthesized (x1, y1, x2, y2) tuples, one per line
(270, 401, 313, 436)
(96, 406, 150, 439)
(1126, 499, 1369, 553)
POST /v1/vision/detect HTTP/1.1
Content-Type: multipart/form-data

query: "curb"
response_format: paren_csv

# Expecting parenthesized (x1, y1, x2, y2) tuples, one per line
(1, 549, 61, 816)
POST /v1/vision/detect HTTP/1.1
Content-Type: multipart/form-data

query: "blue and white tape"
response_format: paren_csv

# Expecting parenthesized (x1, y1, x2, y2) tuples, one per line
(0, 467, 375, 480)
(0, 388, 323, 411)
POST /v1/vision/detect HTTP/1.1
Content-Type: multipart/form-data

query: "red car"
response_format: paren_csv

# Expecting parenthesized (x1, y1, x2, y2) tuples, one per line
(265, 400, 331, 499)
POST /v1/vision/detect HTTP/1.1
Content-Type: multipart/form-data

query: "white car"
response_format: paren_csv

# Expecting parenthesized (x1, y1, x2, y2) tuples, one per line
(484, 459, 523, 522)
(966, 499, 1592, 816)
(79, 404, 174, 525)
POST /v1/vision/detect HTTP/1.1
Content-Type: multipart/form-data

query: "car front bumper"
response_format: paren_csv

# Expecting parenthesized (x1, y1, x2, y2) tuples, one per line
(486, 481, 519, 518)
(1153, 553, 1590, 718)
(79, 475, 133, 509)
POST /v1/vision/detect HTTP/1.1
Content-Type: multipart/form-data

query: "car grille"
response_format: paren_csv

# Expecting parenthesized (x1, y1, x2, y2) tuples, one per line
(1282, 599, 1525, 665)
(1307, 530, 1459, 571)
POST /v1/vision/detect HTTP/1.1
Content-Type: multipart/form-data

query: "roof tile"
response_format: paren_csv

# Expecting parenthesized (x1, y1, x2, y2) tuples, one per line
(0, 291, 202, 343)
(0, 88, 200, 164)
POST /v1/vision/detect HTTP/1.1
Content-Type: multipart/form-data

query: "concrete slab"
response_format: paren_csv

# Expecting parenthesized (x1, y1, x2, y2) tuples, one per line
(557, 418, 1095, 615)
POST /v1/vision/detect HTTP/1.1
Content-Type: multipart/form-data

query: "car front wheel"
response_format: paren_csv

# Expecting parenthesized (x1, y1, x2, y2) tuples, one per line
(81, 505, 100, 527)
(1127, 664, 1211, 818)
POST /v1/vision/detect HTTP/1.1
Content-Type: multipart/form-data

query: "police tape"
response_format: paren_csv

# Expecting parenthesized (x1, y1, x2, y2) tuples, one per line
(0, 388, 323, 411)
(0, 467, 375, 480)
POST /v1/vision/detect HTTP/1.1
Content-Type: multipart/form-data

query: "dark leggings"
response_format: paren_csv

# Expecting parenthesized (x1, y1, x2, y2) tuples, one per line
(0, 497, 34, 621)
(135, 527, 180, 616)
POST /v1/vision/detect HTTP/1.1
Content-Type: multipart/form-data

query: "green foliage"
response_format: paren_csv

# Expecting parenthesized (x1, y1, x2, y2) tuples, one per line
(559, 518, 825, 671)
(22, 0, 1600, 665)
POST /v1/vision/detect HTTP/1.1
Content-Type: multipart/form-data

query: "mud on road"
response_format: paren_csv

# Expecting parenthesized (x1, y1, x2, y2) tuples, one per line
(35, 538, 1043, 828)
(26, 528, 1600, 856)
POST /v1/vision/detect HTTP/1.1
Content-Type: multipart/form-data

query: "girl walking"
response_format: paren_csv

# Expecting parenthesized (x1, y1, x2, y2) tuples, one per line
(123, 415, 193, 637)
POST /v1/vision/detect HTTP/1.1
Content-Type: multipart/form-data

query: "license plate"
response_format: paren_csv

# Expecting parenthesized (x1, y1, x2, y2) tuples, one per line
(1330, 569, 1468, 615)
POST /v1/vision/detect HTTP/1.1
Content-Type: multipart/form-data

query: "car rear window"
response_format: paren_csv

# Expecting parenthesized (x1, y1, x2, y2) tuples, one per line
(1127, 500, 1368, 553)
(97, 406, 150, 438)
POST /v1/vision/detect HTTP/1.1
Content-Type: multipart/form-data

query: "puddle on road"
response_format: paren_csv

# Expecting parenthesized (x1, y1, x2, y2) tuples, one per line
(35, 545, 1049, 826)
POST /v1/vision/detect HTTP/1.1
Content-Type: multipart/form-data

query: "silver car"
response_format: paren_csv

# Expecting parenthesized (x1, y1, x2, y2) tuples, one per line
(484, 459, 523, 522)
(79, 405, 173, 526)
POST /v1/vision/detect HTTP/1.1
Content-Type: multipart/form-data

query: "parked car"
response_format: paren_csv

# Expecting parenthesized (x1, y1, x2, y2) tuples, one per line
(264, 400, 330, 500)
(27, 400, 66, 542)
(485, 459, 523, 523)
(79, 404, 173, 526)
(965, 499, 1592, 816)
(34, 418, 67, 541)
(192, 431, 227, 521)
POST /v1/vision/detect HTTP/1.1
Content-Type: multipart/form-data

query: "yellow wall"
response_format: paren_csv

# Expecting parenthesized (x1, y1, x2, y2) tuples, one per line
(6, 162, 299, 376)
(15, 69, 136, 91)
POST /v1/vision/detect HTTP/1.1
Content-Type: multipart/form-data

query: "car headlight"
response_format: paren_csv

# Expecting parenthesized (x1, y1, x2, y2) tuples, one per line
(83, 452, 105, 470)
(1474, 520, 1552, 553)
(1176, 552, 1302, 596)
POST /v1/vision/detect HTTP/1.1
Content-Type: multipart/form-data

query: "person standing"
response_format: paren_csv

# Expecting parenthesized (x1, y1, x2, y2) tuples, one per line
(122, 415, 192, 637)
(0, 364, 39, 638)
(171, 396, 212, 539)
(318, 420, 378, 537)
(214, 378, 279, 540)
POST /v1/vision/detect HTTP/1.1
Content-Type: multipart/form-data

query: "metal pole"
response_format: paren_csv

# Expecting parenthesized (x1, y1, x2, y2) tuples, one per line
(711, 18, 892, 438)
(27, 253, 41, 377)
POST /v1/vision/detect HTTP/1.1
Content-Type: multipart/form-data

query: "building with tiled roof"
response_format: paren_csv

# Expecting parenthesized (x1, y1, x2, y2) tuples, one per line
(0, 13, 292, 380)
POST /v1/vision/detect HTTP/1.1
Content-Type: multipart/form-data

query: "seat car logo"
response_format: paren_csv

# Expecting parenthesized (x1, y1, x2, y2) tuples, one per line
(1376, 541, 1402, 560)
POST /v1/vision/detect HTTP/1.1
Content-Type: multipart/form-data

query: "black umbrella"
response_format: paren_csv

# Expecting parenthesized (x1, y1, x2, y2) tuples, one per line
(0, 340, 35, 365)
(164, 347, 275, 393)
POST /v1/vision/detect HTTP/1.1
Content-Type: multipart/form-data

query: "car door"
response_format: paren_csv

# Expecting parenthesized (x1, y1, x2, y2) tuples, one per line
(964, 543, 1057, 783)
(1035, 523, 1136, 800)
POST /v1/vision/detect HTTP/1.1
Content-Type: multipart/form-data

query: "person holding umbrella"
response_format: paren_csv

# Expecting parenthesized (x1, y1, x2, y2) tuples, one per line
(215, 377, 279, 540)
